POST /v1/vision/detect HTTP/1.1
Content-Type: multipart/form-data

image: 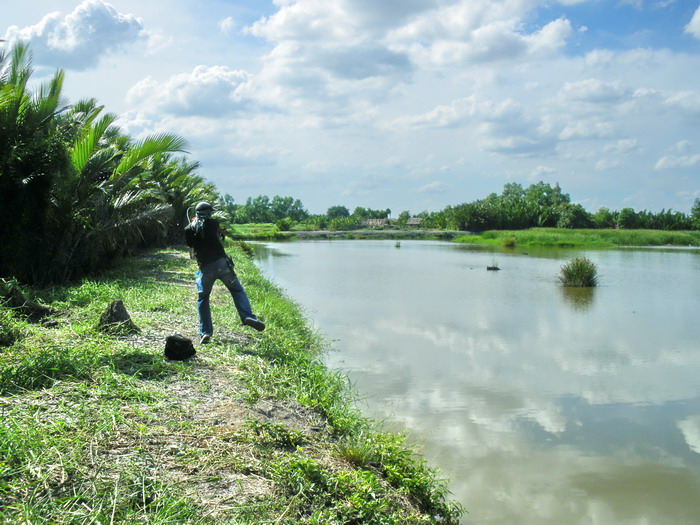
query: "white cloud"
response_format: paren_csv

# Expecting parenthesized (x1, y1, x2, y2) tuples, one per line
(603, 138, 639, 154)
(559, 118, 616, 140)
(663, 91, 700, 115)
(559, 78, 629, 103)
(388, 96, 480, 129)
(531, 165, 556, 178)
(654, 154, 700, 170)
(595, 159, 623, 171)
(619, 0, 644, 8)
(523, 18, 573, 56)
(3, 0, 146, 71)
(678, 415, 700, 454)
(127, 65, 253, 117)
(671, 140, 693, 153)
(684, 6, 700, 39)
(653, 139, 700, 170)
(387, 4, 572, 66)
(418, 181, 448, 193)
(219, 16, 236, 35)
(242, 0, 575, 116)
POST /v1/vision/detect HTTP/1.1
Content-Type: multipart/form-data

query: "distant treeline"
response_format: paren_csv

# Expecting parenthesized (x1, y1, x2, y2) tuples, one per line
(420, 182, 700, 232)
(224, 182, 700, 233)
(220, 195, 393, 231)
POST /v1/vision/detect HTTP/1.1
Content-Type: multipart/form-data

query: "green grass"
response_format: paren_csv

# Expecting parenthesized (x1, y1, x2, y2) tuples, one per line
(458, 228, 700, 248)
(0, 247, 462, 524)
(227, 222, 292, 240)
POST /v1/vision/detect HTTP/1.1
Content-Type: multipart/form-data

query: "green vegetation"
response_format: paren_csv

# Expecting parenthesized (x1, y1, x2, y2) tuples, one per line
(0, 246, 462, 524)
(226, 222, 292, 240)
(558, 257, 600, 287)
(423, 182, 699, 232)
(0, 42, 218, 285)
(458, 228, 700, 248)
(220, 183, 700, 239)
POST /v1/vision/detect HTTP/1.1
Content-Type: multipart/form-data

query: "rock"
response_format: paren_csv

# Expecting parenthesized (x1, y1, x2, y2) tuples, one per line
(97, 300, 140, 335)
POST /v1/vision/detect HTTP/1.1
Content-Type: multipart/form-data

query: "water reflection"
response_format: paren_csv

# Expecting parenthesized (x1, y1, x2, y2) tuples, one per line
(560, 286, 596, 310)
(253, 240, 700, 524)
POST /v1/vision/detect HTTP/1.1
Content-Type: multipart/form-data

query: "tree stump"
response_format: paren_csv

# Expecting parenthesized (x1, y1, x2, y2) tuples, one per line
(97, 300, 140, 335)
(0, 278, 52, 321)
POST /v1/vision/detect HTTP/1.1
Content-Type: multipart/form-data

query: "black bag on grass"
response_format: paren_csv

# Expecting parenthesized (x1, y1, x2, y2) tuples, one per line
(164, 334, 196, 360)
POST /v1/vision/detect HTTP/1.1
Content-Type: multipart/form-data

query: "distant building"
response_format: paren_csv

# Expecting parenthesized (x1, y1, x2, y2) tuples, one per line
(362, 219, 389, 228)
(406, 218, 423, 228)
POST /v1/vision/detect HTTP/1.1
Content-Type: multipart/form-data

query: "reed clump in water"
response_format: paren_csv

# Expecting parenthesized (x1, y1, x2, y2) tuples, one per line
(558, 257, 599, 287)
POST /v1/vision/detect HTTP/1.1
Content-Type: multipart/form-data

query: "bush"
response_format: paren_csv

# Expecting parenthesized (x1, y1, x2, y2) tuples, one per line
(558, 257, 599, 287)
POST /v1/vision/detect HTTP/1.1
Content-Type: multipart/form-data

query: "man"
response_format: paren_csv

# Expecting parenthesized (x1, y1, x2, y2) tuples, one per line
(185, 201, 265, 344)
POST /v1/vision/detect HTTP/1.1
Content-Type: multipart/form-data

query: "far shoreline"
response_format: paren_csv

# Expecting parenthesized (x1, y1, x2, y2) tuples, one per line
(235, 227, 700, 248)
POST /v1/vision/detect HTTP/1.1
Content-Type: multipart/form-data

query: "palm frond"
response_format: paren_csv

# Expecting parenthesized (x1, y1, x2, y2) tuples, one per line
(70, 113, 118, 174)
(113, 134, 189, 179)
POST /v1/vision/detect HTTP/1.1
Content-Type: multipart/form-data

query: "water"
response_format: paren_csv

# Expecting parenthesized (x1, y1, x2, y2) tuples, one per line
(253, 240, 700, 524)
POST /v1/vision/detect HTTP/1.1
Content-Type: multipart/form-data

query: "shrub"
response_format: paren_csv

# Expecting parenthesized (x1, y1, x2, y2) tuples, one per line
(558, 257, 599, 287)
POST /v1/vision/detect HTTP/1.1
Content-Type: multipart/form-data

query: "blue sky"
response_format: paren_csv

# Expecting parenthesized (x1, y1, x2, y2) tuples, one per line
(2, 0, 699, 215)
(533, 1, 700, 53)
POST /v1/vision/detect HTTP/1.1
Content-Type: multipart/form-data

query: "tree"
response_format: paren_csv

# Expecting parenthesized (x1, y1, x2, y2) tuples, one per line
(326, 205, 350, 219)
(556, 203, 593, 229)
(37, 108, 189, 283)
(351, 206, 390, 220)
(0, 42, 71, 281)
(0, 41, 206, 284)
(616, 208, 639, 229)
(592, 207, 616, 229)
(692, 198, 700, 229)
(396, 211, 411, 228)
(270, 195, 308, 222)
(137, 153, 216, 241)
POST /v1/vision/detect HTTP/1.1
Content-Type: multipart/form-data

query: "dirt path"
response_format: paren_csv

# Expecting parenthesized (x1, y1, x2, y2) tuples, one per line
(106, 250, 332, 515)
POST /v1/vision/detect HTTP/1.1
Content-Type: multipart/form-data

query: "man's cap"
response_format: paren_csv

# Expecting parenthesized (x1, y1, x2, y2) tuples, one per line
(195, 201, 213, 212)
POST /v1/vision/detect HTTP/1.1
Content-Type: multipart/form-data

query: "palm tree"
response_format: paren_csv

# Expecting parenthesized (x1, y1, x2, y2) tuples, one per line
(135, 153, 218, 242)
(0, 41, 70, 281)
(37, 107, 191, 283)
(1, 41, 209, 284)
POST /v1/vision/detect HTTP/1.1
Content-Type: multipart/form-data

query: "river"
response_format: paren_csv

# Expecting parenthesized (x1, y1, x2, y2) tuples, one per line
(253, 239, 700, 525)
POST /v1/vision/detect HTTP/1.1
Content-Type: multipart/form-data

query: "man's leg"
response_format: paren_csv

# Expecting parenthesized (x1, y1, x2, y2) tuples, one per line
(220, 266, 265, 331)
(222, 273, 253, 321)
(196, 270, 216, 338)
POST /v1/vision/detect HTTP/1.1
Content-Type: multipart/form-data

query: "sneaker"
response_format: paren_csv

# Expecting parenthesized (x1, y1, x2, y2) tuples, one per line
(244, 317, 265, 332)
(199, 334, 211, 344)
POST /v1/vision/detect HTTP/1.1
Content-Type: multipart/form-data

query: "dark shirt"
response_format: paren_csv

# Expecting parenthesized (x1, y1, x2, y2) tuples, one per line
(184, 218, 227, 266)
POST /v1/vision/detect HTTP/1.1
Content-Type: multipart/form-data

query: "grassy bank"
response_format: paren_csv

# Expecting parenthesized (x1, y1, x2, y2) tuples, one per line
(227, 223, 293, 240)
(457, 228, 700, 248)
(290, 229, 466, 241)
(0, 246, 462, 524)
(227, 222, 467, 241)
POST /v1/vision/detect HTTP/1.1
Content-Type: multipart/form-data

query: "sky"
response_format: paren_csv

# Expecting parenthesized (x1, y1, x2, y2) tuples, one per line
(2, 0, 700, 216)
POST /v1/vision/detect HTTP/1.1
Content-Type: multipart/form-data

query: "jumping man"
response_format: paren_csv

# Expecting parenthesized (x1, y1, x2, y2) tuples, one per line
(184, 201, 265, 343)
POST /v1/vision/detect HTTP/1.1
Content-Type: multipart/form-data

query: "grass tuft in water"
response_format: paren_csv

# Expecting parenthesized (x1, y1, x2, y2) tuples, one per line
(558, 257, 599, 287)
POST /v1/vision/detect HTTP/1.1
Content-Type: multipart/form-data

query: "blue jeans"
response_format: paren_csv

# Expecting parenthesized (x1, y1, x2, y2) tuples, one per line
(196, 257, 255, 336)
